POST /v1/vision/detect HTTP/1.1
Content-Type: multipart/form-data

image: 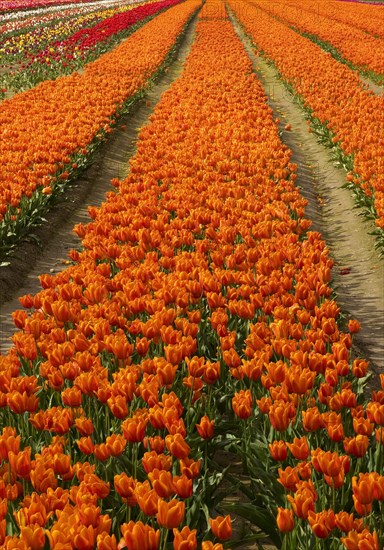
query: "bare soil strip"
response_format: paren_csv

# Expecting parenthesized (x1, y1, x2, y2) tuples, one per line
(228, 11, 384, 386)
(360, 75, 384, 95)
(0, 13, 199, 352)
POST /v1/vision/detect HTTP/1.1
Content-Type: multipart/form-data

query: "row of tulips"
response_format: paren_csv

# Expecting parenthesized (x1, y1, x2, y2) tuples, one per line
(255, 0, 384, 84)
(287, 0, 384, 39)
(0, 0, 140, 57)
(1, 0, 179, 95)
(0, 4, 279, 547)
(0, 0, 197, 261)
(0, 0, 136, 35)
(0, 0, 102, 15)
(1, 0, 383, 548)
(230, 0, 384, 239)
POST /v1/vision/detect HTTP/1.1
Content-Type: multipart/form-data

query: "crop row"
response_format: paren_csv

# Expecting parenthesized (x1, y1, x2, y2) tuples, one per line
(254, 0, 384, 84)
(286, 0, 384, 40)
(0, 0, 135, 35)
(0, 0, 140, 55)
(0, 0, 383, 548)
(0, 0, 100, 15)
(1, 0, 177, 96)
(0, 0, 195, 262)
(230, 0, 384, 241)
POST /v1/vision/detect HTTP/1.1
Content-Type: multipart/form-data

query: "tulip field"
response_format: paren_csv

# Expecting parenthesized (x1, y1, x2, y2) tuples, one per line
(0, 0, 384, 549)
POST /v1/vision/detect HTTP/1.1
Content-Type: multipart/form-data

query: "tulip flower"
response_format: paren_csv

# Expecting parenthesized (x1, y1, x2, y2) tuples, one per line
(276, 508, 294, 533)
(120, 521, 160, 550)
(157, 498, 185, 529)
(195, 415, 214, 439)
(269, 440, 287, 462)
(172, 526, 197, 550)
(232, 389, 252, 419)
(209, 515, 232, 541)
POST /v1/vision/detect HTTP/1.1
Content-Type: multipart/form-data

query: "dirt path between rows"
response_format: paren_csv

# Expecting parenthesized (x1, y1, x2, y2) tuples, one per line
(360, 75, 384, 96)
(0, 14, 199, 353)
(228, 11, 384, 389)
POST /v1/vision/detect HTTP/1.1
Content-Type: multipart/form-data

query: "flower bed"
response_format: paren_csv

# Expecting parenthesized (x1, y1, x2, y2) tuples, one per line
(0, 0, 139, 57)
(229, 0, 384, 243)
(250, 0, 384, 84)
(0, 1, 135, 35)
(318, 0, 384, 37)
(0, 0, 101, 15)
(0, 0, 198, 261)
(1, 0, 180, 95)
(0, 0, 382, 548)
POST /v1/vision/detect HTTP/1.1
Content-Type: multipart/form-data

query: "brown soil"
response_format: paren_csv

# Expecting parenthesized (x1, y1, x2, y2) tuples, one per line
(360, 75, 384, 95)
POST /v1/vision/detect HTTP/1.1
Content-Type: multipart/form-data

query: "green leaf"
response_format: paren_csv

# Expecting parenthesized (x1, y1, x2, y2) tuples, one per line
(221, 502, 282, 547)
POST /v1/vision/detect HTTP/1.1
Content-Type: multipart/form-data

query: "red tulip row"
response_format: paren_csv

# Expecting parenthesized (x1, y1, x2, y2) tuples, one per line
(1, 0, 146, 58)
(251, 0, 384, 83)
(229, 0, 384, 235)
(0, 0, 199, 259)
(0, 1, 134, 35)
(1, 0, 155, 96)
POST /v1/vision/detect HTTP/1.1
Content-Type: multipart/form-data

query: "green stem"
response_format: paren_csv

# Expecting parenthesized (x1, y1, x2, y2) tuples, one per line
(126, 503, 131, 524)
(204, 439, 208, 474)
(161, 527, 169, 550)
(132, 443, 138, 480)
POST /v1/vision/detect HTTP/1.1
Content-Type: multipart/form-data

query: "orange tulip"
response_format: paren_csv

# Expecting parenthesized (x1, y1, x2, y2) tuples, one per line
(106, 434, 127, 456)
(201, 544, 224, 550)
(20, 524, 46, 550)
(148, 469, 175, 499)
(195, 416, 214, 440)
(307, 510, 336, 539)
(179, 457, 201, 480)
(172, 526, 197, 550)
(209, 515, 232, 541)
(172, 474, 193, 499)
(157, 498, 185, 529)
(121, 521, 160, 550)
(335, 512, 355, 534)
(135, 482, 159, 517)
(268, 400, 295, 432)
(352, 359, 369, 378)
(302, 407, 324, 432)
(232, 389, 252, 419)
(276, 508, 294, 533)
(287, 488, 315, 520)
(114, 473, 136, 505)
(352, 474, 377, 506)
(203, 361, 221, 384)
(61, 386, 82, 407)
(343, 435, 370, 458)
(8, 449, 32, 480)
(277, 466, 300, 492)
(97, 533, 118, 550)
(286, 436, 310, 461)
(121, 418, 147, 443)
(165, 434, 191, 459)
(341, 529, 380, 550)
(269, 440, 287, 462)
(142, 452, 172, 473)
